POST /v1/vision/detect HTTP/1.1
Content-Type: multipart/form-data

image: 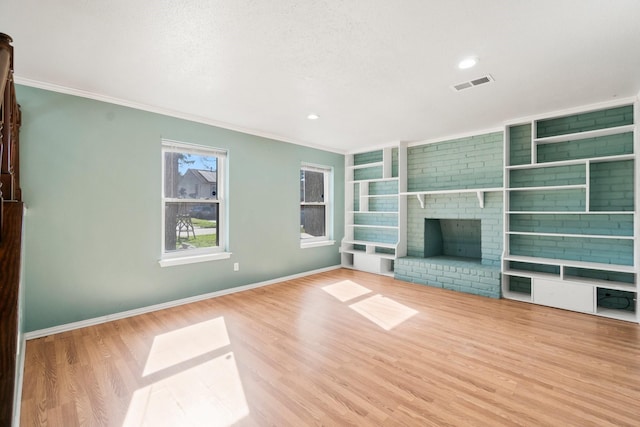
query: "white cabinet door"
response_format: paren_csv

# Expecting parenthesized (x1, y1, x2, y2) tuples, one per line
(533, 278, 594, 313)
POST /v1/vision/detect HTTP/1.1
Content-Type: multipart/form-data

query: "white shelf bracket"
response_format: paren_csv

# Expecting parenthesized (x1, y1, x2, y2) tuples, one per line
(416, 194, 425, 209)
(476, 191, 485, 208)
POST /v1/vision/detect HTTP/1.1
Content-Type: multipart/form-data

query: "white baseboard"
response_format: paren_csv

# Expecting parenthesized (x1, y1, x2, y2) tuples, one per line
(25, 265, 341, 340)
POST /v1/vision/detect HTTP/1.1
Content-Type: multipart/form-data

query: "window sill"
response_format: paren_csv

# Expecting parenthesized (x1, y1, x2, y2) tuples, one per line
(300, 240, 335, 249)
(159, 252, 232, 267)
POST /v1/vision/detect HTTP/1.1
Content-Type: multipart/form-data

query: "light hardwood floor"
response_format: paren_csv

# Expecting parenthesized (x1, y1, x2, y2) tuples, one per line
(20, 269, 640, 426)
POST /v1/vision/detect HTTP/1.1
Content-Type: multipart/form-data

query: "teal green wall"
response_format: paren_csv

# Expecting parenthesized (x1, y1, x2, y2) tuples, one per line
(16, 85, 344, 331)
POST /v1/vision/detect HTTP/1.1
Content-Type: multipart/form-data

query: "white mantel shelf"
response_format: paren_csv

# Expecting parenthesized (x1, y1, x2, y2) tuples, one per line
(400, 188, 503, 208)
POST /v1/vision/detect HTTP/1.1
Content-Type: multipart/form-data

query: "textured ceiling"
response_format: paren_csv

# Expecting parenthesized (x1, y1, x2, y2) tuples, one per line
(2, 0, 640, 153)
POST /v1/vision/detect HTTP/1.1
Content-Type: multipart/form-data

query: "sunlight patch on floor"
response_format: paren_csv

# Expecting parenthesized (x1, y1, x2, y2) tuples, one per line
(123, 351, 249, 427)
(143, 317, 230, 376)
(349, 294, 418, 330)
(322, 280, 372, 302)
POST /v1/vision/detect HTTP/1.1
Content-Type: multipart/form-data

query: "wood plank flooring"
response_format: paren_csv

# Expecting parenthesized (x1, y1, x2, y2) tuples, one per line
(20, 269, 640, 426)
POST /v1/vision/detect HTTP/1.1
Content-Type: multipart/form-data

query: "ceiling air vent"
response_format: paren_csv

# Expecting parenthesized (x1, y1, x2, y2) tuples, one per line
(451, 74, 494, 92)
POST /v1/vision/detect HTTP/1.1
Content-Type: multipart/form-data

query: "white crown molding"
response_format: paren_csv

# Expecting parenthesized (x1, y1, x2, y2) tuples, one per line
(504, 96, 638, 126)
(24, 264, 341, 340)
(14, 76, 347, 155)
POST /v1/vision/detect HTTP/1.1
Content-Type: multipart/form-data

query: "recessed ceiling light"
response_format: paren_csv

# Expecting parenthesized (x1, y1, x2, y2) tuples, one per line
(458, 57, 478, 69)
(307, 113, 319, 120)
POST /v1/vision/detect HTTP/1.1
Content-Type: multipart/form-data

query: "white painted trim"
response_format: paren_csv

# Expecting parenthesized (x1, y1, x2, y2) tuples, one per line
(24, 265, 341, 340)
(158, 251, 232, 267)
(503, 96, 637, 126)
(300, 239, 336, 249)
(407, 127, 504, 148)
(14, 76, 347, 155)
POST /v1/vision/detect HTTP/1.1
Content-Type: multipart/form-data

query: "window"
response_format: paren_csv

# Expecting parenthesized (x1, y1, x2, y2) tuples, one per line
(160, 140, 229, 266)
(300, 163, 334, 248)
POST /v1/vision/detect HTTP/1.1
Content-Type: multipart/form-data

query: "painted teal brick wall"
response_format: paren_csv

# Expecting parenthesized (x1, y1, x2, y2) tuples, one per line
(369, 180, 398, 195)
(509, 124, 532, 166)
(354, 228, 398, 244)
(509, 235, 634, 265)
(354, 213, 398, 227)
(537, 132, 633, 162)
(354, 165, 383, 180)
(509, 213, 633, 236)
(509, 188, 586, 211)
(510, 164, 585, 188)
(506, 275, 532, 294)
(395, 257, 501, 298)
(392, 147, 399, 177)
(536, 105, 633, 138)
(509, 261, 560, 275)
(590, 160, 634, 211)
(407, 132, 503, 191)
(369, 196, 398, 212)
(354, 150, 383, 165)
(565, 267, 635, 284)
(397, 131, 504, 298)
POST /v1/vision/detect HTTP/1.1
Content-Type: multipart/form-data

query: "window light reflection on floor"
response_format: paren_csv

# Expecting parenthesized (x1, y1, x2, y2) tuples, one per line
(123, 351, 249, 427)
(123, 316, 250, 426)
(349, 294, 419, 331)
(322, 280, 372, 302)
(143, 317, 231, 376)
(322, 280, 418, 330)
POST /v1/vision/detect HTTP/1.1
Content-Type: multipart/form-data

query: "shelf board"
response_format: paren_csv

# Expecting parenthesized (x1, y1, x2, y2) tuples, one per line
(360, 194, 398, 198)
(340, 248, 396, 260)
(348, 177, 398, 183)
(506, 153, 635, 170)
(347, 224, 398, 229)
(348, 211, 398, 214)
(401, 187, 503, 196)
(342, 239, 398, 249)
(507, 211, 634, 215)
(506, 184, 586, 191)
(348, 161, 384, 170)
(503, 255, 636, 273)
(534, 124, 635, 145)
(400, 187, 502, 209)
(506, 231, 634, 240)
(503, 269, 560, 280)
(595, 307, 637, 322)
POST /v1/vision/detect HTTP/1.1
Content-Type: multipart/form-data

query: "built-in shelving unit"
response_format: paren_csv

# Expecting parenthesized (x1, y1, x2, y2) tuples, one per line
(340, 145, 407, 276)
(503, 101, 639, 323)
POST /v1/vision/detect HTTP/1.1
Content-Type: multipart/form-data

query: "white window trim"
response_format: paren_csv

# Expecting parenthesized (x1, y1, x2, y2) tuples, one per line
(300, 163, 334, 248)
(159, 251, 231, 268)
(160, 140, 230, 266)
(301, 239, 336, 249)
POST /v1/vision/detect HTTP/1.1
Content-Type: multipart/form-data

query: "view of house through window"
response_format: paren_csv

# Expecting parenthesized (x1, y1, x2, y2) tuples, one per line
(162, 141, 226, 257)
(300, 164, 331, 242)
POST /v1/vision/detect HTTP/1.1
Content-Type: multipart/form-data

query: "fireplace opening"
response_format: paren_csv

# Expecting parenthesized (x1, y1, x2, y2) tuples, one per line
(424, 219, 481, 261)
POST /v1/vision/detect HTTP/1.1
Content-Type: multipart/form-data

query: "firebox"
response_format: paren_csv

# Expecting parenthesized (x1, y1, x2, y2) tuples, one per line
(424, 219, 481, 261)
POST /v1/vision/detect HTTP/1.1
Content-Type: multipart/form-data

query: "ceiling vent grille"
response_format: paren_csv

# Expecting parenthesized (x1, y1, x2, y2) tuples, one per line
(452, 75, 494, 92)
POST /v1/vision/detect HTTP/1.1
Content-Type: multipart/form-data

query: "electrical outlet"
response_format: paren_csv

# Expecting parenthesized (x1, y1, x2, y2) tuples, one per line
(233, 262, 239, 272)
